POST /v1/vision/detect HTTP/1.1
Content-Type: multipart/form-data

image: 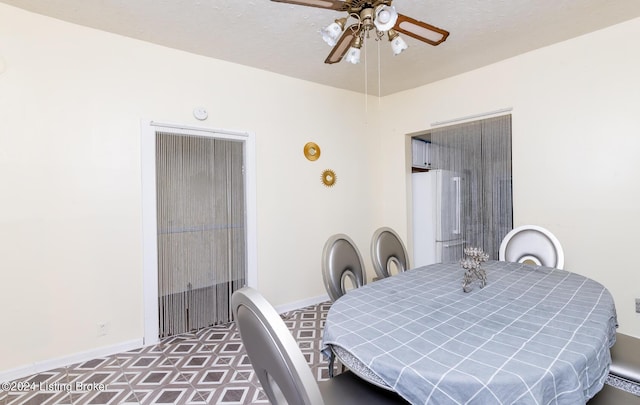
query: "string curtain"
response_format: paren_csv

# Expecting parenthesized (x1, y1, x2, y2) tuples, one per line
(155, 132, 246, 338)
(431, 115, 513, 261)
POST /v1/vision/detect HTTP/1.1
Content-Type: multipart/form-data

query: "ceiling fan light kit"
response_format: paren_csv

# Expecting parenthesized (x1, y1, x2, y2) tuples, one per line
(271, 0, 449, 65)
(373, 5, 397, 31)
(345, 36, 363, 64)
(389, 29, 408, 55)
(321, 17, 347, 46)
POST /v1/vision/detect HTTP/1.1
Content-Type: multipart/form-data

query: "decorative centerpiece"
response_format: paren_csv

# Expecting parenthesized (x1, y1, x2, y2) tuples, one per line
(461, 246, 489, 293)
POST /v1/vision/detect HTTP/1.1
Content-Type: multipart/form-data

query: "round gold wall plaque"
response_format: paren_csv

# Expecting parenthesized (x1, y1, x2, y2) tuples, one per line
(304, 142, 321, 161)
(321, 169, 337, 187)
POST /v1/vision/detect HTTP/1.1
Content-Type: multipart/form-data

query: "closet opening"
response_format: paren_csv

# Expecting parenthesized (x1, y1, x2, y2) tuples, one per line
(141, 121, 257, 345)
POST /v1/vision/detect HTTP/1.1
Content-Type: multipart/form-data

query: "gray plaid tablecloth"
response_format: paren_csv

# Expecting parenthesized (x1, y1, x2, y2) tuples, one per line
(322, 261, 618, 405)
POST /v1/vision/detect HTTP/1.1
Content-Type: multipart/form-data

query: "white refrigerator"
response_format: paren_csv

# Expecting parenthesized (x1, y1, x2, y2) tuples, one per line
(412, 170, 465, 267)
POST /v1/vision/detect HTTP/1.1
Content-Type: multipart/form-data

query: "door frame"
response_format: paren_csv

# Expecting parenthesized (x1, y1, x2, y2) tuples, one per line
(140, 120, 257, 346)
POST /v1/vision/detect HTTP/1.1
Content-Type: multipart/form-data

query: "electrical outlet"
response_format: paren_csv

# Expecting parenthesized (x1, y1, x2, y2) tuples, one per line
(636, 299, 640, 314)
(97, 322, 109, 337)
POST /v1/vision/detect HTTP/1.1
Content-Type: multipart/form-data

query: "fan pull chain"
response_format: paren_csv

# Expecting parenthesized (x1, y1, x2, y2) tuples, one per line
(364, 31, 368, 113)
(377, 38, 381, 104)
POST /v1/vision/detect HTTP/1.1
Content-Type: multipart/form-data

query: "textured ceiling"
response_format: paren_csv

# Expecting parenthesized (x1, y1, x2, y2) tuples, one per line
(3, 0, 640, 95)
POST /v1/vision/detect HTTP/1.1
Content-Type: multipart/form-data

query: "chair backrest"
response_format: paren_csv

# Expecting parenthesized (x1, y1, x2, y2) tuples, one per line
(370, 227, 410, 279)
(322, 234, 366, 301)
(499, 225, 565, 269)
(232, 287, 324, 405)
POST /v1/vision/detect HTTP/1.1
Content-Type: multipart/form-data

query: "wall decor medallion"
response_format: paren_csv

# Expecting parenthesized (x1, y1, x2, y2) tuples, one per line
(304, 142, 321, 161)
(321, 169, 337, 187)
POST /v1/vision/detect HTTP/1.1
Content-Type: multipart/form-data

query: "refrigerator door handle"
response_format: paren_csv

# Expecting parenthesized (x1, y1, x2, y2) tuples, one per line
(443, 240, 465, 248)
(453, 176, 461, 235)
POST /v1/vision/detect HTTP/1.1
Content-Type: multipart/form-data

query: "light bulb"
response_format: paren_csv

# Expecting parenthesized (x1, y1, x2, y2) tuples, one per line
(373, 5, 398, 31)
(378, 10, 391, 24)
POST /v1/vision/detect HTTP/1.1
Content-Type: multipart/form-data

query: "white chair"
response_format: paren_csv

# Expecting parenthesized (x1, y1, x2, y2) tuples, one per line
(231, 287, 407, 405)
(370, 227, 410, 280)
(499, 225, 565, 269)
(322, 234, 366, 301)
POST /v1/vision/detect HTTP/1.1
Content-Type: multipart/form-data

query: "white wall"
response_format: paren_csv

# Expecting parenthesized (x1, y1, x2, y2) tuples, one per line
(0, 3, 380, 374)
(378, 17, 640, 337)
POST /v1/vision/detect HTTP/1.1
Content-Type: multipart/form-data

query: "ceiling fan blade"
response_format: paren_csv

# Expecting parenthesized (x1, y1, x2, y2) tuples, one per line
(325, 25, 358, 64)
(270, 0, 348, 11)
(393, 14, 449, 46)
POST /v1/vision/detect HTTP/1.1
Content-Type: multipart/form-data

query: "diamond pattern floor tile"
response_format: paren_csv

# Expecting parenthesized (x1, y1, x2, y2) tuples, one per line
(2, 302, 335, 405)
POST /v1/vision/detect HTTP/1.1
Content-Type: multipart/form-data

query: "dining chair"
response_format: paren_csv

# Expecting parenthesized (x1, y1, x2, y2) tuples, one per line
(322, 234, 366, 301)
(231, 287, 408, 405)
(370, 227, 410, 280)
(586, 384, 639, 404)
(498, 225, 565, 269)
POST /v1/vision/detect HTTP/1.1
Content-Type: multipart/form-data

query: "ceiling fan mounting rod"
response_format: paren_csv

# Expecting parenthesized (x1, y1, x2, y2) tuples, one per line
(344, 0, 391, 14)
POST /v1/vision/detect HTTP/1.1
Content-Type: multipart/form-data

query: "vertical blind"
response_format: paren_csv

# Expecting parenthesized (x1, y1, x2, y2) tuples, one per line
(431, 115, 513, 260)
(155, 132, 246, 338)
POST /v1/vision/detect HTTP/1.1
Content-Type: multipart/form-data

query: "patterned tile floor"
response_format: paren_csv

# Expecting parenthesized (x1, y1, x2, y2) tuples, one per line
(1, 302, 335, 405)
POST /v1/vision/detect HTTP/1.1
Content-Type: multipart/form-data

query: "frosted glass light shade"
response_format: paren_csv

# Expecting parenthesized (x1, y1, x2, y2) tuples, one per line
(391, 35, 408, 55)
(321, 20, 345, 46)
(344, 47, 361, 64)
(374, 5, 398, 32)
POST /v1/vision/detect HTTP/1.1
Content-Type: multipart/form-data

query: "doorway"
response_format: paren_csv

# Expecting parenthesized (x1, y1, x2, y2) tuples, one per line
(141, 121, 257, 345)
(410, 114, 513, 265)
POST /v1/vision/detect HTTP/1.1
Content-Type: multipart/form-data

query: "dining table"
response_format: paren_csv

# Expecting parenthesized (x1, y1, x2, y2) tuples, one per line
(322, 261, 618, 404)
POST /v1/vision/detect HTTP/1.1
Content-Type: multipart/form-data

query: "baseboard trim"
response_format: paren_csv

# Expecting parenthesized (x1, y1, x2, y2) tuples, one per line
(274, 293, 330, 314)
(1, 295, 330, 383)
(0, 339, 143, 383)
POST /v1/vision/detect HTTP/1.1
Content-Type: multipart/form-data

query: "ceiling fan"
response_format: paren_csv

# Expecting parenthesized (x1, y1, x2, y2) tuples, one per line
(271, 0, 449, 64)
